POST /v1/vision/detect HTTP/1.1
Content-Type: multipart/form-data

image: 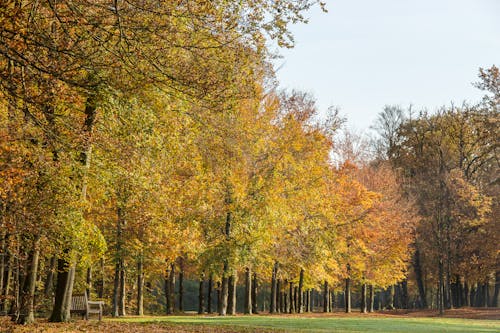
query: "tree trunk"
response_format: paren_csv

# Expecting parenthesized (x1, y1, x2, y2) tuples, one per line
(49, 256, 72, 322)
(323, 281, 329, 313)
(345, 278, 351, 313)
(438, 259, 445, 315)
(86, 267, 92, 299)
(401, 279, 409, 309)
(98, 257, 105, 299)
(168, 263, 175, 313)
(483, 282, 489, 307)
(219, 264, 229, 316)
(119, 260, 126, 316)
(198, 273, 205, 314)
(44, 256, 56, 297)
(294, 286, 298, 313)
(368, 285, 374, 312)
(244, 268, 252, 314)
(179, 258, 184, 312)
(0, 233, 5, 305)
(270, 262, 278, 313)
(0, 248, 12, 314)
(283, 280, 288, 313)
(298, 269, 304, 313)
(136, 258, 144, 316)
(413, 248, 427, 308)
(251, 272, 258, 314)
(113, 262, 120, 317)
(306, 289, 312, 312)
(360, 283, 367, 313)
(228, 273, 236, 315)
(216, 281, 222, 314)
(17, 237, 40, 324)
(276, 279, 282, 313)
(289, 281, 294, 313)
(207, 274, 213, 314)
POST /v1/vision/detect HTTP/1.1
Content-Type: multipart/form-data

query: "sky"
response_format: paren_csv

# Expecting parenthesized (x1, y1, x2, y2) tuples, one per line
(273, 0, 500, 131)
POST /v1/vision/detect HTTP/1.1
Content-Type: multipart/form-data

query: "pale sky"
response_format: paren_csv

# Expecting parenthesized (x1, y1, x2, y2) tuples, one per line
(274, 0, 500, 131)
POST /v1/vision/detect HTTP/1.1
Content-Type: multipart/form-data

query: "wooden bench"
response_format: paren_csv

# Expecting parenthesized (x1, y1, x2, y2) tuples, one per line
(70, 293, 104, 320)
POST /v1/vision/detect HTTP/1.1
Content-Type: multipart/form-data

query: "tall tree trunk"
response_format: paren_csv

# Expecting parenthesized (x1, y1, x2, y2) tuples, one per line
(289, 281, 294, 313)
(360, 283, 367, 313)
(298, 269, 304, 313)
(438, 258, 445, 315)
(168, 263, 175, 314)
(401, 279, 409, 309)
(198, 273, 205, 314)
(294, 286, 298, 313)
(113, 261, 120, 317)
(136, 258, 144, 316)
(244, 268, 252, 314)
(368, 285, 374, 312)
(49, 255, 72, 322)
(98, 258, 104, 299)
(207, 274, 213, 314)
(86, 267, 92, 299)
(9, 245, 21, 322)
(219, 263, 229, 316)
(228, 273, 236, 315)
(0, 248, 12, 314)
(413, 248, 427, 308)
(44, 257, 56, 297)
(119, 259, 126, 316)
(251, 272, 258, 314)
(270, 262, 278, 313)
(17, 237, 40, 324)
(323, 281, 329, 313)
(276, 279, 282, 313)
(165, 266, 171, 314)
(216, 281, 222, 314)
(0, 233, 5, 305)
(178, 258, 184, 312)
(306, 289, 312, 312)
(345, 277, 351, 313)
(283, 279, 288, 313)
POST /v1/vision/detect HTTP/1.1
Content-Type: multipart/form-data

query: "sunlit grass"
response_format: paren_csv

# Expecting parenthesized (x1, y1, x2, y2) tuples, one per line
(110, 314, 500, 332)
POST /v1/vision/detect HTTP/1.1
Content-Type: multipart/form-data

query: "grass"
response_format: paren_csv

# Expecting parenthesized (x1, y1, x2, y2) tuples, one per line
(110, 314, 500, 333)
(2, 312, 499, 333)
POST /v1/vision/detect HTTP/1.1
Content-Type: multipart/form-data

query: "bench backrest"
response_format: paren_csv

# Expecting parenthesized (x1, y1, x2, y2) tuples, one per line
(71, 294, 88, 311)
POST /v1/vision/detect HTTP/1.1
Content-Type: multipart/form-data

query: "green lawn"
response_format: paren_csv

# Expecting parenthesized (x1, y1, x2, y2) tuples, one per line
(111, 315, 500, 333)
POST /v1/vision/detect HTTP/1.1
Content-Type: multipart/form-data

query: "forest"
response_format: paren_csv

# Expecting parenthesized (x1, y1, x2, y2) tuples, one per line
(0, 0, 498, 327)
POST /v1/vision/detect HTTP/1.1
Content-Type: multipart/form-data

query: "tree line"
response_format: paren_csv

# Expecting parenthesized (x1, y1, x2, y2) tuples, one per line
(0, 1, 498, 324)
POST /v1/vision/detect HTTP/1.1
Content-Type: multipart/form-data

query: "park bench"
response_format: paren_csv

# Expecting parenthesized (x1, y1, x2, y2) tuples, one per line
(70, 293, 104, 320)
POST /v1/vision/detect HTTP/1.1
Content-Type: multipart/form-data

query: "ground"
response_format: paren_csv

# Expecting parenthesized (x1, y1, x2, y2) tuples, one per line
(1, 308, 499, 333)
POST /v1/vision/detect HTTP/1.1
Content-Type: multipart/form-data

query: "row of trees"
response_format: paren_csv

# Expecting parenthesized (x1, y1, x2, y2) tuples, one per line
(0, 0, 498, 324)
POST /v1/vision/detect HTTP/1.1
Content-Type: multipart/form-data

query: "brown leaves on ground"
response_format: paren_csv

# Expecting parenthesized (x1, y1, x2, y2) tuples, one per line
(0, 318, 276, 333)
